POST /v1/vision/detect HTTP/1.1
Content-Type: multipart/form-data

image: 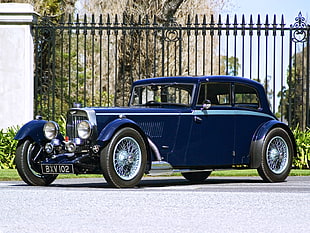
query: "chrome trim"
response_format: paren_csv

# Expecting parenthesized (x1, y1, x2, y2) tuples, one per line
(64, 141, 76, 153)
(84, 109, 97, 125)
(149, 161, 173, 176)
(77, 120, 93, 139)
(66, 109, 97, 139)
(44, 143, 54, 154)
(69, 109, 97, 124)
(35, 115, 43, 120)
(96, 110, 276, 120)
(43, 121, 59, 140)
(148, 164, 214, 176)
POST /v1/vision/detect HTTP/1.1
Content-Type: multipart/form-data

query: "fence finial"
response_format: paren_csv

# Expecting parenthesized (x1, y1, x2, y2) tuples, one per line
(292, 12, 307, 42)
(293, 11, 306, 28)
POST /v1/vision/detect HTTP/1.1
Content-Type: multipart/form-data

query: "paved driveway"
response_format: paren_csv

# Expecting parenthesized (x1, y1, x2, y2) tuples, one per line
(1, 176, 309, 233)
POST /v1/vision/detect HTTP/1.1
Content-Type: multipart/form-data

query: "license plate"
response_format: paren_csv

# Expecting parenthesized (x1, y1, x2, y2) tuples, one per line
(41, 164, 74, 174)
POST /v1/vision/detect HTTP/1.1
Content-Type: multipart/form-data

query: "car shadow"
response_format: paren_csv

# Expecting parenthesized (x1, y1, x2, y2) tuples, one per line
(46, 176, 265, 189)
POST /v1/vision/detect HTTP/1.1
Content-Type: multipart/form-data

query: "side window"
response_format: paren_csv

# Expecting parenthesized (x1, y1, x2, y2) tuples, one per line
(234, 84, 260, 109)
(197, 82, 231, 106)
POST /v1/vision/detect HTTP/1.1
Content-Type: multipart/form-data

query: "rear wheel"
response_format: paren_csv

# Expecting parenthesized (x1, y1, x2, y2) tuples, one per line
(100, 127, 147, 188)
(182, 171, 212, 182)
(257, 128, 293, 182)
(15, 139, 57, 186)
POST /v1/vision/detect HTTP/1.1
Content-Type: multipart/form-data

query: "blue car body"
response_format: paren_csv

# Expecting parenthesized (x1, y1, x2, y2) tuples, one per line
(15, 76, 296, 187)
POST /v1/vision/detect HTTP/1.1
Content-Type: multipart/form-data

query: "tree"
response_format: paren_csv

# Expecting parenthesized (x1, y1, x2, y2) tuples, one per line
(78, 0, 230, 106)
(278, 48, 308, 129)
(219, 55, 241, 76)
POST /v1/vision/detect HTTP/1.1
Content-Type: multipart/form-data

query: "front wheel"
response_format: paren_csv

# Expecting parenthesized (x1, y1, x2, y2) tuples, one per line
(15, 139, 57, 186)
(257, 128, 293, 182)
(100, 127, 147, 188)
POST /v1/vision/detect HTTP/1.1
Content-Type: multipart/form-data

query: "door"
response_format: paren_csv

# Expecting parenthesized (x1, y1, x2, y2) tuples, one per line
(185, 82, 235, 167)
(233, 83, 273, 164)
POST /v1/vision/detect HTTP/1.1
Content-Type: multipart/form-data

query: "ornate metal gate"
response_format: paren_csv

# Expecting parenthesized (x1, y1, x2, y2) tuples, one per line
(33, 12, 309, 129)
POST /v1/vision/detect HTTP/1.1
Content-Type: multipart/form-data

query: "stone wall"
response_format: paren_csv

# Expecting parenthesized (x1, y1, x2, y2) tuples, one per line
(0, 3, 38, 129)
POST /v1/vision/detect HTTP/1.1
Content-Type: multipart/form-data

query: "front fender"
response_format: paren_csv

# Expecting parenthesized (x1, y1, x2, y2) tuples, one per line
(14, 120, 64, 144)
(14, 120, 47, 144)
(97, 118, 156, 172)
(250, 120, 296, 168)
(97, 118, 141, 145)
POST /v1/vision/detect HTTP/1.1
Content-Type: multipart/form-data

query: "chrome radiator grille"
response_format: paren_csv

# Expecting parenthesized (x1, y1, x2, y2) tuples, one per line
(66, 114, 88, 139)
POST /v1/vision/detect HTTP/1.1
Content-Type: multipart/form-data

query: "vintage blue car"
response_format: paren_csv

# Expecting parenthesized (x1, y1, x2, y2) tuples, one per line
(15, 76, 296, 187)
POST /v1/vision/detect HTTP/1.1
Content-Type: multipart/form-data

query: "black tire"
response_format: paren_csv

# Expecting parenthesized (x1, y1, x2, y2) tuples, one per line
(257, 128, 293, 182)
(182, 171, 212, 182)
(100, 127, 147, 188)
(15, 139, 57, 186)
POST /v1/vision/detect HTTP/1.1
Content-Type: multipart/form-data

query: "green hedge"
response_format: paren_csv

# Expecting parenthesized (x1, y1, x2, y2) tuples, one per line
(0, 126, 19, 169)
(0, 124, 309, 169)
(292, 126, 310, 169)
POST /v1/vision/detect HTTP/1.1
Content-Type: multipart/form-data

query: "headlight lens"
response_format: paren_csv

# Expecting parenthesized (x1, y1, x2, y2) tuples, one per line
(77, 120, 93, 139)
(43, 121, 59, 140)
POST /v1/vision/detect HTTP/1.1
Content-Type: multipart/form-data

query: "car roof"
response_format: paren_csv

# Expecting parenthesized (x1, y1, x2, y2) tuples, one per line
(131, 75, 273, 115)
(133, 75, 262, 87)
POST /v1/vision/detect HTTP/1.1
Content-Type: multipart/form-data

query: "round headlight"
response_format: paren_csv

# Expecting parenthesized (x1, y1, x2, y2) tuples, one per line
(43, 121, 59, 140)
(77, 120, 93, 139)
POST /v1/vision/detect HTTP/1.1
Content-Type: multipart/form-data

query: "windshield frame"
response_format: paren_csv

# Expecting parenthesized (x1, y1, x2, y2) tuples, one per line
(129, 82, 195, 107)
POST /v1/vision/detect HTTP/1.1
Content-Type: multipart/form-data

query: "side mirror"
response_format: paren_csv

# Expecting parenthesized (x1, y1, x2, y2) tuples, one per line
(201, 99, 211, 110)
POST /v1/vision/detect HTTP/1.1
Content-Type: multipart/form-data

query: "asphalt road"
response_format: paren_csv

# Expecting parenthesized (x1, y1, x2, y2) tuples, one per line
(1, 176, 310, 233)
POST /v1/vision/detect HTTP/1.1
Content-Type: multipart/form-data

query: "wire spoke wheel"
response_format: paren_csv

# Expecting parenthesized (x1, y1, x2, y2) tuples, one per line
(266, 136, 289, 174)
(101, 127, 147, 188)
(257, 128, 293, 182)
(113, 137, 142, 180)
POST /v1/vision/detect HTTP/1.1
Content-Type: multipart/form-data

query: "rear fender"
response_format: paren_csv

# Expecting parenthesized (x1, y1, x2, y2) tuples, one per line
(250, 120, 297, 168)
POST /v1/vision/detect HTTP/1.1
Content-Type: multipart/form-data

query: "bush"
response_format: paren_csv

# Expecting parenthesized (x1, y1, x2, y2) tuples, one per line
(0, 116, 65, 170)
(0, 126, 19, 169)
(292, 126, 310, 169)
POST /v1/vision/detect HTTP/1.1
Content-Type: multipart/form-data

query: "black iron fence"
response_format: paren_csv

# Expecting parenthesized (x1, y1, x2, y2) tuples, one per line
(33, 12, 310, 129)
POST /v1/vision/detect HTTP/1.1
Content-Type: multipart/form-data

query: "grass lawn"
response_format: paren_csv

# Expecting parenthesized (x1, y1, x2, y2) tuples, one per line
(1, 168, 310, 181)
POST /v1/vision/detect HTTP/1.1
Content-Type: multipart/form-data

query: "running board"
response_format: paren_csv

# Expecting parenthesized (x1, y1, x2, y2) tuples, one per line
(148, 161, 173, 176)
(148, 161, 214, 176)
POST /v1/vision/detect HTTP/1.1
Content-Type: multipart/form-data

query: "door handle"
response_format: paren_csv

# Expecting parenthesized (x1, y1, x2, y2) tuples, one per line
(194, 116, 202, 123)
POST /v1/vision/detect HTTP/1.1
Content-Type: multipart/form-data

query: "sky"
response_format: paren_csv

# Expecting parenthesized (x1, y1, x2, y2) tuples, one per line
(219, 0, 310, 112)
(227, 0, 310, 25)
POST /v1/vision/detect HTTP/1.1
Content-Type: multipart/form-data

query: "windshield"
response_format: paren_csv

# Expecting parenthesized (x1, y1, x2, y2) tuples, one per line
(130, 83, 194, 107)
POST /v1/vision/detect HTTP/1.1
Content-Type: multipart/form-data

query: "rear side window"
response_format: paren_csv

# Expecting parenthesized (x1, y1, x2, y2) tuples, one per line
(197, 83, 231, 106)
(234, 84, 260, 109)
